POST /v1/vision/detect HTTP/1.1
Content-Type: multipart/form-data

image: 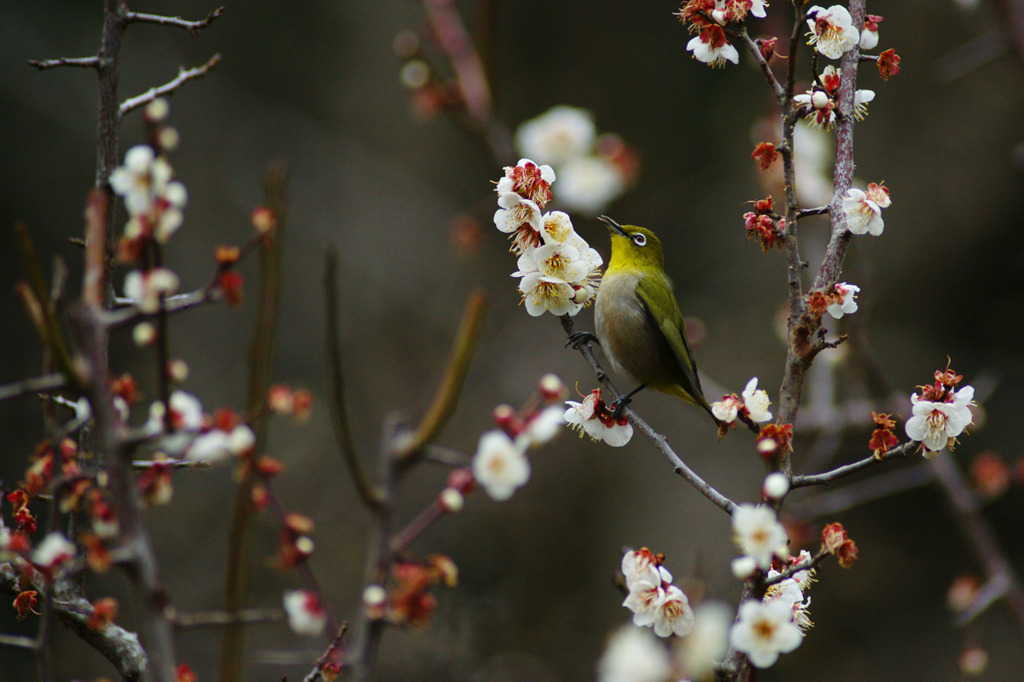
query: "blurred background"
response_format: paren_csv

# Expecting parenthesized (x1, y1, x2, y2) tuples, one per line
(2, 0, 1024, 679)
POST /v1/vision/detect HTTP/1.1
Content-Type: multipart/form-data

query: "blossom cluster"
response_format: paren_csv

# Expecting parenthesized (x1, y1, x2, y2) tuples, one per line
(729, 561, 809, 668)
(743, 196, 786, 254)
(494, 159, 603, 317)
(564, 388, 634, 447)
(621, 549, 696, 638)
(676, 0, 768, 67)
(470, 374, 567, 501)
(711, 377, 773, 427)
(514, 106, 636, 215)
(793, 65, 875, 131)
(905, 366, 975, 455)
(730, 503, 788, 572)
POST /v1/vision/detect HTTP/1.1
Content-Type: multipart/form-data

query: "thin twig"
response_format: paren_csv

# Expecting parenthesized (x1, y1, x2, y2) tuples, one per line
(124, 5, 225, 36)
(118, 54, 222, 119)
(395, 290, 487, 464)
(27, 56, 101, 70)
(559, 315, 736, 514)
(220, 163, 289, 682)
(790, 441, 918, 488)
(324, 248, 382, 509)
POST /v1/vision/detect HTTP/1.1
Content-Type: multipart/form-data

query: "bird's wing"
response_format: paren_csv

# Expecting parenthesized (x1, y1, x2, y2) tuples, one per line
(635, 276, 710, 409)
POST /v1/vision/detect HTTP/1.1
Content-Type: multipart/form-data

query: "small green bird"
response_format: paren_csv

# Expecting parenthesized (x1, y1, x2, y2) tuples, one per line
(586, 215, 717, 424)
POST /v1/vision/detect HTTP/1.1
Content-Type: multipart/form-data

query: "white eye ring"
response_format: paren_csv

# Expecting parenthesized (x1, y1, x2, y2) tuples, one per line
(632, 233, 647, 247)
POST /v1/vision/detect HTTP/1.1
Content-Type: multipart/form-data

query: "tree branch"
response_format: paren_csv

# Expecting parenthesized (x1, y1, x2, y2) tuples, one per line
(118, 54, 222, 119)
(124, 6, 225, 37)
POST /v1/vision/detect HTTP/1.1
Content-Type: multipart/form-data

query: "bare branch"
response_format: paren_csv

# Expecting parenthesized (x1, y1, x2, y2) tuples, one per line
(396, 290, 487, 464)
(27, 56, 101, 70)
(124, 6, 225, 37)
(0, 373, 67, 402)
(119, 54, 222, 119)
(790, 441, 918, 488)
(174, 607, 283, 629)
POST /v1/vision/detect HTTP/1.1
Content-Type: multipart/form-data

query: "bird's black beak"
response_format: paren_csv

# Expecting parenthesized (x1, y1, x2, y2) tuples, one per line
(598, 215, 628, 237)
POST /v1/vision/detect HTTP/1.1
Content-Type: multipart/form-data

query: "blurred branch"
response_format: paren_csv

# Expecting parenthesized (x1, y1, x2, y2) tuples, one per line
(27, 56, 100, 70)
(174, 607, 283, 629)
(395, 289, 487, 465)
(221, 163, 289, 682)
(119, 54, 222, 119)
(0, 374, 66, 402)
(930, 452, 1024, 642)
(324, 248, 382, 509)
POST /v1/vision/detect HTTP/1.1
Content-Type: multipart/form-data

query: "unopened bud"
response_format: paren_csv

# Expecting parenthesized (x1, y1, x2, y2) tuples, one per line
(439, 487, 464, 513)
(763, 472, 790, 499)
(538, 374, 566, 402)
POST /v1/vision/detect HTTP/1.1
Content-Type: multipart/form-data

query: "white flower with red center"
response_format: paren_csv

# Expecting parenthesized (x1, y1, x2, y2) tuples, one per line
(564, 389, 633, 446)
(471, 430, 531, 500)
(826, 282, 860, 319)
(732, 504, 788, 569)
(905, 385, 975, 455)
(711, 394, 743, 424)
(843, 183, 890, 236)
(518, 273, 581, 317)
(651, 584, 695, 637)
(687, 26, 740, 67)
(622, 565, 664, 623)
(124, 268, 180, 314)
(495, 159, 555, 208)
(765, 574, 813, 633)
(494, 192, 543, 251)
(32, 532, 76, 570)
(729, 598, 803, 668)
(556, 155, 627, 216)
(517, 405, 565, 448)
(860, 14, 883, 50)
(515, 243, 590, 284)
(109, 145, 173, 217)
(622, 548, 666, 588)
(742, 378, 773, 423)
(597, 625, 672, 682)
(515, 106, 596, 167)
(805, 5, 859, 59)
(749, 0, 768, 18)
(283, 590, 327, 636)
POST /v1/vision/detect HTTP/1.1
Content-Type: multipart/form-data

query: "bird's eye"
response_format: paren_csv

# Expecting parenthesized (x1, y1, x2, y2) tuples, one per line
(632, 233, 647, 247)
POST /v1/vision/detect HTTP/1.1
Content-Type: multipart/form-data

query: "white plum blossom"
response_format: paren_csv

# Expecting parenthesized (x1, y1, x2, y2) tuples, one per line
(650, 584, 695, 637)
(860, 14, 882, 50)
(518, 273, 581, 317)
(109, 145, 173, 216)
(124, 268, 180, 314)
(732, 504, 789, 569)
(283, 590, 327, 636)
(905, 386, 975, 455)
(597, 625, 672, 682)
(622, 567, 665, 628)
(765, 553, 815, 633)
(32, 532, 76, 570)
(494, 192, 543, 238)
(687, 26, 740, 67)
(729, 598, 803, 668)
(742, 378, 773, 423)
(749, 0, 768, 18)
(677, 601, 733, 681)
(187, 424, 256, 463)
(515, 106, 596, 167)
(518, 405, 565, 448)
(556, 155, 627, 216)
(471, 430, 531, 501)
(711, 394, 743, 424)
(843, 183, 891, 235)
(564, 390, 633, 446)
(827, 282, 860, 319)
(826, 282, 860, 318)
(852, 88, 876, 120)
(805, 5, 860, 59)
(622, 549, 670, 588)
(495, 161, 603, 317)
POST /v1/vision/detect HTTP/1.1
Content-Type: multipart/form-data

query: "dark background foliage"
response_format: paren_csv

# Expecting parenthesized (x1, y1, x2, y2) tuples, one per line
(2, 1, 1024, 679)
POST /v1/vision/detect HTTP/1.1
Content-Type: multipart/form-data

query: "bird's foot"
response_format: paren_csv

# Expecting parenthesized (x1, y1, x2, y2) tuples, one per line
(609, 395, 632, 419)
(566, 331, 598, 349)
